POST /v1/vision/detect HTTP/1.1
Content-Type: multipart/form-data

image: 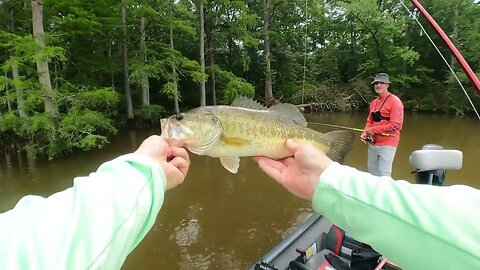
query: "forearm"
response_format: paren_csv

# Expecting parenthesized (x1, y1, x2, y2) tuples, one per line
(371, 121, 401, 133)
(0, 153, 167, 269)
(364, 116, 373, 130)
(312, 163, 480, 270)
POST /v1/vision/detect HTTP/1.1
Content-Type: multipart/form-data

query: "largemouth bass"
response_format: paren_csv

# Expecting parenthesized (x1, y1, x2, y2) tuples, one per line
(160, 97, 354, 173)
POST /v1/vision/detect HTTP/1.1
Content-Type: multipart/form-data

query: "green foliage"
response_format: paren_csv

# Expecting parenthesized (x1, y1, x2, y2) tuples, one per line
(74, 87, 119, 114)
(180, 59, 206, 84)
(161, 81, 180, 100)
(134, 104, 166, 119)
(0, 112, 22, 132)
(58, 110, 117, 152)
(217, 70, 255, 104)
(404, 93, 440, 112)
(22, 113, 56, 138)
(129, 43, 205, 104)
(0, 31, 66, 66)
(0, 80, 119, 158)
(0, 113, 56, 158)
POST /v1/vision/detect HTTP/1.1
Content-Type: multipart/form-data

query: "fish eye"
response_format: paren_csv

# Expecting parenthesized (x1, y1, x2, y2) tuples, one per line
(175, 114, 184, 121)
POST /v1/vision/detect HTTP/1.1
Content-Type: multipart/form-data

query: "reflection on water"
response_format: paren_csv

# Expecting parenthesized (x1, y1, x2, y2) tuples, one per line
(173, 215, 209, 269)
(174, 218, 200, 247)
(0, 113, 479, 269)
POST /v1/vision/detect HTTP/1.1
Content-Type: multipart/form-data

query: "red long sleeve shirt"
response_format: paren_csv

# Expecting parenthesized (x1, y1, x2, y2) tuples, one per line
(364, 93, 404, 147)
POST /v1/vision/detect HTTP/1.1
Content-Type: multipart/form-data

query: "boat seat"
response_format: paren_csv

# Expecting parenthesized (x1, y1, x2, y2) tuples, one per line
(307, 249, 350, 268)
(321, 224, 369, 260)
(289, 249, 351, 270)
(409, 148, 462, 171)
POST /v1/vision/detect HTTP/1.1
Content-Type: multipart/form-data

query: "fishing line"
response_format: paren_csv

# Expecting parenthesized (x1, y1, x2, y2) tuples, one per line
(309, 122, 364, 132)
(401, 1, 480, 120)
(308, 122, 395, 137)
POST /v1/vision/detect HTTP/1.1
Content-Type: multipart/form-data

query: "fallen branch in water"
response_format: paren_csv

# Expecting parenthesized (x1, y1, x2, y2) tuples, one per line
(295, 102, 323, 108)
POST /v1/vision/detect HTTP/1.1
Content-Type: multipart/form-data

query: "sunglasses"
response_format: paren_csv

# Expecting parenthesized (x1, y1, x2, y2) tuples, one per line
(373, 82, 386, 85)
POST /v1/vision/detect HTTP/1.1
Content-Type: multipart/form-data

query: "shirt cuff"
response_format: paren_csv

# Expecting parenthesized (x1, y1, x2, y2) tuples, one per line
(312, 162, 342, 210)
(114, 153, 168, 191)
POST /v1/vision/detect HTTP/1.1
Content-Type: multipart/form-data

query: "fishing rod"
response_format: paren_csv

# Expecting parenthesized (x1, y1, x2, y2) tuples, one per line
(308, 122, 395, 137)
(406, 0, 480, 120)
(410, 0, 480, 94)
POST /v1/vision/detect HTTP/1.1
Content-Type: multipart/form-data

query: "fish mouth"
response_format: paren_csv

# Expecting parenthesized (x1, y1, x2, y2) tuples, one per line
(160, 118, 184, 140)
(160, 118, 174, 139)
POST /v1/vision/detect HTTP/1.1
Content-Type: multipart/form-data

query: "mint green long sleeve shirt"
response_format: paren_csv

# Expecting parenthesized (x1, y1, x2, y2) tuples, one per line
(313, 162, 480, 270)
(0, 153, 167, 270)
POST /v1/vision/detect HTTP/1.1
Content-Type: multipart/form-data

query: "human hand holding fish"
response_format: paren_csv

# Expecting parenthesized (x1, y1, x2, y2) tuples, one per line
(253, 139, 332, 200)
(160, 97, 354, 174)
(135, 135, 190, 190)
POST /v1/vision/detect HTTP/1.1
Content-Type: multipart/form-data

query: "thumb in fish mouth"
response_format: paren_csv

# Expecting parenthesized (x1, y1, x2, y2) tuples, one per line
(165, 138, 185, 147)
(160, 118, 167, 130)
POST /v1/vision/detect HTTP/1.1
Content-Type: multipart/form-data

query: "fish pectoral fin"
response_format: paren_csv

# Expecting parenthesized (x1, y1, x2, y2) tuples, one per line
(220, 156, 240, 174)
(221, 136, 250, 146)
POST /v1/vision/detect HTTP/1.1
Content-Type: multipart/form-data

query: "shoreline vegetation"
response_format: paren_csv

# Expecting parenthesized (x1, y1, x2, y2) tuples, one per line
(1, 0, 479, 159)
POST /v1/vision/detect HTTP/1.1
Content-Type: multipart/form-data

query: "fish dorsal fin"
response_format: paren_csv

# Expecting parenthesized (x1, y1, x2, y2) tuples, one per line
(231, 97, 267, 110)
(231, 96, 306, 126)
(269, 103, 307, 127)
(220, 156, 240, 174)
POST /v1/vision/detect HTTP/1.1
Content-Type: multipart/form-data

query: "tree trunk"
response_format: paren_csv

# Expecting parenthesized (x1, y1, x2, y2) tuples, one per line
(209, 46, 216, 106)
(3, 71, 12, 113)
(140, 16, 150, 106)
(263, 0, 274, 105)
(349, 22, 357, 77)
(121, 1, 134, 119)
(5, 7, 14, 114)
(373, 34, 384, 70)
(12, 63, 27, 117)
(206, 24, 216, 105)
(198, 0, 206, 107)
(31, 0, 56, 115)
(108, 40, 114, 86)
(445, 1, 460, 96)
(449, 1, 460, 72)
(170, 0, 180, 114)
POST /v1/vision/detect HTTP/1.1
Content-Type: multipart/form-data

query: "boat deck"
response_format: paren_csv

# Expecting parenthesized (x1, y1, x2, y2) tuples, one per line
(249, 213, 333, 270)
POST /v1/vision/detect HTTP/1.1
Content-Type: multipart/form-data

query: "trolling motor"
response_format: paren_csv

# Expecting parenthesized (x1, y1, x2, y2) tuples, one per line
(409, 144, 463, 186)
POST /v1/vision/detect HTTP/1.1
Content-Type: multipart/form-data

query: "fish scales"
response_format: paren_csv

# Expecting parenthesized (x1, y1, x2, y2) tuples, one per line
(207, 106, 331, 158)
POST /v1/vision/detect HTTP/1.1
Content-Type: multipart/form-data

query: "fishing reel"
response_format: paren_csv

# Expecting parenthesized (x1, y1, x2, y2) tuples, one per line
(360, 136, 374, 143)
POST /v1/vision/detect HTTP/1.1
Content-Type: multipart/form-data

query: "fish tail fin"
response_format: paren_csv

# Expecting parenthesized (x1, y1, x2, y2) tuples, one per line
(324, 130, 355, 163)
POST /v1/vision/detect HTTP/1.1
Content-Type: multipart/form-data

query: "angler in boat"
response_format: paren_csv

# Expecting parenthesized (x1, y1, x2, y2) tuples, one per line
(360, 73, 404, 178)
(252, 139, 479, 269)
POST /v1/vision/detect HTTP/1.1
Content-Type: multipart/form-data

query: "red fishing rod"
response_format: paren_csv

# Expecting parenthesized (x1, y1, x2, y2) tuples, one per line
(410, 0, 480, 94)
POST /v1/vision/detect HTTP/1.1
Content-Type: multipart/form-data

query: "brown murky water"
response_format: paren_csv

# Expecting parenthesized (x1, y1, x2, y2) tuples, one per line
(0, 112, 478, 269)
